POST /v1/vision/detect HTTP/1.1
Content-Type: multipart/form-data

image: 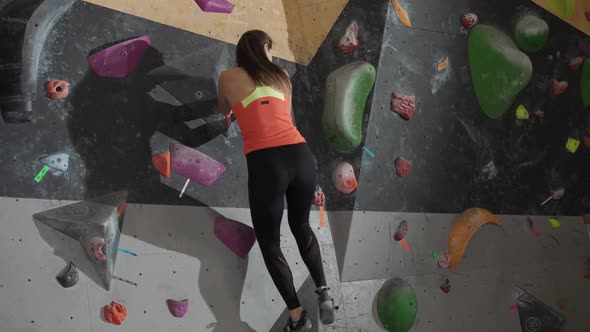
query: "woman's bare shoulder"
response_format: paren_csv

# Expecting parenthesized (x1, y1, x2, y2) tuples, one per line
(221, 67, 248, 79)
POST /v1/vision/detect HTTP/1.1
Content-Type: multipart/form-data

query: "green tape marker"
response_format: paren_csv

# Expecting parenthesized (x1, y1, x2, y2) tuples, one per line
(34, 165, 50, 183)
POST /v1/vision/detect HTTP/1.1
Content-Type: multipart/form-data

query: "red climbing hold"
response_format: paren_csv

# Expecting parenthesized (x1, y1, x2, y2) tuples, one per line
(390, 92, 416, 120)
(152, 151, 171, 178)
(338, 21, 360, 54)
(437, 252, 450, 268)
(584, 137, 590, 149)
(103, 301, 127, 325)
(213, 215, 256, 258)
(552, 80, 568, 96)
(46, 80, 70, 100)
(461, 13, 478, 29)
(393, 220, 408, 241)
(395, 157, 412, 177)
(568, 57, 584, 71)
(533, 110, 545, 119)
(440, 279, 451, 294)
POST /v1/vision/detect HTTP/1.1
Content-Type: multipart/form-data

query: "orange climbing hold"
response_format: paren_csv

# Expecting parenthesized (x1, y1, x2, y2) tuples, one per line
(152, 151, 171, 178)
(437, 56, 449, 72)
(103, 301, 127, 325)
(391, 0, 412, 27)
(447, 208, 502, 271)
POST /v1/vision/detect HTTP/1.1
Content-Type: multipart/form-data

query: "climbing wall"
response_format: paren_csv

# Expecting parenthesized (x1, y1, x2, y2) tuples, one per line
(1, 0, 590, 331)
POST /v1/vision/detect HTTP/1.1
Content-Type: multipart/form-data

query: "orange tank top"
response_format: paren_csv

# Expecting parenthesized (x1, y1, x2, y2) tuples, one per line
(232, 86, 306, 155)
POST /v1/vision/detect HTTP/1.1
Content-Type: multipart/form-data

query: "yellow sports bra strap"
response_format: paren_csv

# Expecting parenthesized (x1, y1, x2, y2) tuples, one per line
(241, 86, 285, 108)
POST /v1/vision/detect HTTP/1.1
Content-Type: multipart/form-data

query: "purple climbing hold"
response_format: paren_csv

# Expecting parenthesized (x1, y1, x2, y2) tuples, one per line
(166, 299, 189, 318)
(88, 36, 151, 78)
(170, 143, 226, 186)
(213, 215, 256, 258)
(194, 0, 234, 13)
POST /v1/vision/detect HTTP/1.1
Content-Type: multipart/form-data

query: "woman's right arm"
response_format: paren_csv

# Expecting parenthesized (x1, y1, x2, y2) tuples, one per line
(217, 71, 232, 116)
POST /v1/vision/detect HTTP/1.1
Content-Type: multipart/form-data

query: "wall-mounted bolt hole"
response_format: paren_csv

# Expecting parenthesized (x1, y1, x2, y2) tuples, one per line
(139, 273, 142, 276)
(28, 278, 31, 282)
(168, 233, 172, 237)
(19, 239, 22, 242)
(70, 317, 73, 320)
(31, 320, 34, 324)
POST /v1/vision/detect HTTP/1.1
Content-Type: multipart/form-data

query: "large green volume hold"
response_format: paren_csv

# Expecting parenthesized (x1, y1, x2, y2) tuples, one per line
(469, 25, 533, 119)
(323, 61, 376, 153)
(377, 277, 417, 332)
(582, 58, 590, 109)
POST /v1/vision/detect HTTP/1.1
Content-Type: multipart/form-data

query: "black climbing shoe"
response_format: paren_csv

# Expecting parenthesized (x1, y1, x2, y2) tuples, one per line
(284, 310, 312, 332)
(316, 288, 335, 325)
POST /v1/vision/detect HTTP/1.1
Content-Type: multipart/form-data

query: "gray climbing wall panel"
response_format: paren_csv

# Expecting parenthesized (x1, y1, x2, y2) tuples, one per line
(2, 196, 589, 331)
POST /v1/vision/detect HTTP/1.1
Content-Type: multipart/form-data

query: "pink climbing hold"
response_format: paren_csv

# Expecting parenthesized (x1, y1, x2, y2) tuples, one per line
(332, 162, 358, 195)
(170, 143, 226, 186)
(395, 157, 412, 177)
(88, 36, 151, 78)
(213, 215, 256, 258)
(194, 0, 234, 13)
(312, 186, 325, 207)
(166, 299, 189, 318)
(84, 235, 106, 262)
(338, 21, 360, 54)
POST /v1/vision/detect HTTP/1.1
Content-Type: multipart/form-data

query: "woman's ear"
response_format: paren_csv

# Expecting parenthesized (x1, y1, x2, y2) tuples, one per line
(264, 43, 273, 61)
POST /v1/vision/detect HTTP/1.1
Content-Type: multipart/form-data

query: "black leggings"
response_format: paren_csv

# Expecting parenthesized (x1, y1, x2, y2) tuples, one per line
(247, 143, 327, 310)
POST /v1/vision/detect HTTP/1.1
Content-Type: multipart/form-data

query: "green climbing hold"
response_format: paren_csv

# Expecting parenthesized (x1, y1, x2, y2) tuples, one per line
(514, 15, 549, 53)
(469, 25, 533, 119)
(323, 61, 376, 153)
(581, 58, 590, 109)
(548, 0, 576, 19)
(377, 277, 417, 332)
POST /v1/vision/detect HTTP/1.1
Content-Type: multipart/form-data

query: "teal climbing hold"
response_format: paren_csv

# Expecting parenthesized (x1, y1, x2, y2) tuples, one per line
(377, 277, 417, 332)
(581, 58, 590, 109)
(323, 61, 376, 153)
(469, 25, 533, 119)
(514, 15, 549, 53)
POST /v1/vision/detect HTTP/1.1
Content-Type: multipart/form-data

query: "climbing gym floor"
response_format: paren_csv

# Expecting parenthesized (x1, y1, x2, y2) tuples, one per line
(1, 196, 589, 331)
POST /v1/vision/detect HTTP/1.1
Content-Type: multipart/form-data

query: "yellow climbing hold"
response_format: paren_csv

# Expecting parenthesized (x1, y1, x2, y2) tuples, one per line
(515, 105, 530, 120)
(548, 217, 561, 229)
(565, 137, 580, 153)
(391, 0, 412, 28)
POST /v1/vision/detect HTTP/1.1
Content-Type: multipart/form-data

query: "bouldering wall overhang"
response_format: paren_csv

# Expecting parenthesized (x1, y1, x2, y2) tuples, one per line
(81, 0, 349, 65)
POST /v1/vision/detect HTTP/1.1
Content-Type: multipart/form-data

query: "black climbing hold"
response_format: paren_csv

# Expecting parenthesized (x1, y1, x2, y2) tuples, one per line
(56, 261, 79, 288)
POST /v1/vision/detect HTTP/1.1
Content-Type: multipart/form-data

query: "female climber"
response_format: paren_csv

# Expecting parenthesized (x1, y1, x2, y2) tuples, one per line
(217, 30, 334, 331)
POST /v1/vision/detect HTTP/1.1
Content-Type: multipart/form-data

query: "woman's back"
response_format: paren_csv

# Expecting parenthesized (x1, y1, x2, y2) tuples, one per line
(219, 67, 305, 155)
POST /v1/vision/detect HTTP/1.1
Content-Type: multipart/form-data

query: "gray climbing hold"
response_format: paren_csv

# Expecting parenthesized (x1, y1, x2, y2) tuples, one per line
(39, 153, 70, 172)
(56, 261, 79, 288)
(33, 191, 127, 290)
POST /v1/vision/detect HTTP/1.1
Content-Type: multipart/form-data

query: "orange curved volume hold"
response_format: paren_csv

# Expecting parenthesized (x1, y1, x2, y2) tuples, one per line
(391, 0, 412, 27)
(152, 151, 171, 178)
(447, 208, 502, 271)
(103, 301, 127, 325)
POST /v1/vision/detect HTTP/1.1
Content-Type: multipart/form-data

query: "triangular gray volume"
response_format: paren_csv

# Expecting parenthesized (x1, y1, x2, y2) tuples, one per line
(33, 191, 127, 290)
(514, 286, 565, 332)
